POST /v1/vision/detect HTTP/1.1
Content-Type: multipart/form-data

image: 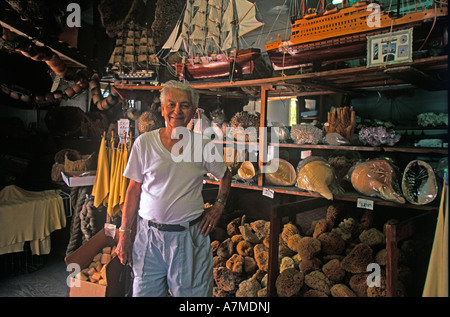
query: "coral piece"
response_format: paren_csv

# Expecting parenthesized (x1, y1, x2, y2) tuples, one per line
(359, 228, 385, 246)
(322, 259, 345, 282)
(304, 270, 333, 295)
(324, 106, 356, 141)
(229, 111, 260, 141)
(330, 284, 357, 297)
(350, 159, 405, 204)
(275, 268, 304, 297)
(358, 126, 401, 146)
(291, 124, 323, 145)
(341, 243, 373, 274)
(318, 232, 345, 255)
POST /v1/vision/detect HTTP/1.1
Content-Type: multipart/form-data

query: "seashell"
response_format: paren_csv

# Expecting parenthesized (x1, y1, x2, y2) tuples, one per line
(264, 158, 296, 186)
(237, 161, 256, 181)
(401, 160, 437, 205)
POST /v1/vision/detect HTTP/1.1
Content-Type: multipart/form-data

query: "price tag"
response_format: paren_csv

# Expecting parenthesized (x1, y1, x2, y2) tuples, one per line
(118, 119, 130, 144)
(262, 187, 274, 199)
(357, 198, 374, 210)
(301, 150, 312, 159)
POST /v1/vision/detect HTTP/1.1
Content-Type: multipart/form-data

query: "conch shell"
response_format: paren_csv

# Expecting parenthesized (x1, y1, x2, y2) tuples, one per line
(351, 159, 405, 204)
(264, 158, 296, 186)
(401, 160, 437, 205)
(297, 158, 336, 200)
(237, 161, 256, 181)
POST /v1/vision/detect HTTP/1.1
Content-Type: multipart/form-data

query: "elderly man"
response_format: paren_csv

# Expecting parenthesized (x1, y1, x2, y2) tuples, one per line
(116, 80, 231, 297)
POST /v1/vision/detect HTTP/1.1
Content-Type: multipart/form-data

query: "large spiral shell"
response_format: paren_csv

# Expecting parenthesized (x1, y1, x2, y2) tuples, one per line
(401, 160, 438, 205)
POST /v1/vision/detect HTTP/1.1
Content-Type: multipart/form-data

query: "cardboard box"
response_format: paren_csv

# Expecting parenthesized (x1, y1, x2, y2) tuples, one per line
(65, 228, 128, 297)
(61, 171, 96, 187)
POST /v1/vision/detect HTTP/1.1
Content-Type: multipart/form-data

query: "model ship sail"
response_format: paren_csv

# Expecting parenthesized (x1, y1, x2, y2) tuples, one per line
(265, 0, 448, 70)
(161, 0, 268, 81)
(107, 23, 159, 83)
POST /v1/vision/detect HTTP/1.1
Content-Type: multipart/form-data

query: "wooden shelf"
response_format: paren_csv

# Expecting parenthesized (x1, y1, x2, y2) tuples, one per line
(203, 179, 439, 211)
(270, 142, 449, 154)
(113, 55, 448, 97)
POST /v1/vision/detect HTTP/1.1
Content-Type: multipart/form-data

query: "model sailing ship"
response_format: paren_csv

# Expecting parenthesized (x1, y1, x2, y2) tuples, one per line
(107, 23, 160, 83)
(161, 0, 269, 81)
(265, 0, 448, 70)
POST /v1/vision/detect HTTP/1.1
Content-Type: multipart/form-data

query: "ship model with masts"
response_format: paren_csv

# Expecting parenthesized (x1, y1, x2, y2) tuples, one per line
(265, 0, 448, 70)
(161, 0, 270, 81)
(107, 23, 160, 83)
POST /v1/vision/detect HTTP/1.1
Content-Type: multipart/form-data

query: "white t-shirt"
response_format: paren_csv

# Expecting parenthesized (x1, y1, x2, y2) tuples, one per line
(123, 128, 227, 224)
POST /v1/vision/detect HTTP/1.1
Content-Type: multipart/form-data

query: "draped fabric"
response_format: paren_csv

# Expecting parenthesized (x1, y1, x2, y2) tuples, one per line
(423, 181, 448, 297)
(91, 134, 131, 218)
(91, 136, 110, 208)
(0, 185, 66, 255)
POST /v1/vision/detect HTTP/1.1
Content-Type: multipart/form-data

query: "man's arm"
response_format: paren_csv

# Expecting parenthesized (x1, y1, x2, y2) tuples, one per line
(116, 179, 142, 265)
(199, 168, 232, 236)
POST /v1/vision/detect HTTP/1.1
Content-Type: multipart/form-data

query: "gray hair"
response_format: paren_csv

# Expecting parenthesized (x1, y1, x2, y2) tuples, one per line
(160, 80, 199, 109)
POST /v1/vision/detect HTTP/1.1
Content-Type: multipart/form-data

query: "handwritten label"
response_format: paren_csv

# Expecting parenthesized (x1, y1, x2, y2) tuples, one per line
(357, 198, 374, 210)
(262, 188, 274, 199)
(118, 119, 130, 144)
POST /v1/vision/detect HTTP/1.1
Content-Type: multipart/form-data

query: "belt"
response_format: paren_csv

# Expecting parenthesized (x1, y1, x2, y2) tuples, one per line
(148, 214, 203, 232)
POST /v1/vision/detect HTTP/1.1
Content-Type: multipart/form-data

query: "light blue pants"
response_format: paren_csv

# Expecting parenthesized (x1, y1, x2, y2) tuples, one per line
(132, 216, 213, 297)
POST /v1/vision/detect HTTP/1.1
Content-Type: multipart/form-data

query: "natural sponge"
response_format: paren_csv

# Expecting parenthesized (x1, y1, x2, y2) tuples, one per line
(341, 243, 373, 274)
(297, 236, 321, 260)
(317, 232, 345, 255)
(275, 268, 304, 297)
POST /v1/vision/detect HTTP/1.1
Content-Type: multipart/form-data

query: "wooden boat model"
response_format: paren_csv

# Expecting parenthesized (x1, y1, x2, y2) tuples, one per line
(107, 23, 159, 83)
(265, 0, 448, 70)
(161, 0, 269, 81)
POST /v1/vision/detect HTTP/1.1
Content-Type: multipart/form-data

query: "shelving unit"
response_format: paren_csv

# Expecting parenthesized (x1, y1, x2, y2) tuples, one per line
(117, 54, 447, 297)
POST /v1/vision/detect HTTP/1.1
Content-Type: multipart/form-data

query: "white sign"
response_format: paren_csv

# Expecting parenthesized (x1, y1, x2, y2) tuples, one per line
(357, 198, 374, 210)
(118, 119, 130, 144)
(262, 188, 274, 199)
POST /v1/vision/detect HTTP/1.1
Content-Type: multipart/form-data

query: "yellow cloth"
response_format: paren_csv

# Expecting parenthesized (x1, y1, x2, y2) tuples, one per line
(107, 144, 123, 217)
(0, 185, 66, 255)
(91, 136, 110, 208)
(423, 182, 448, 297)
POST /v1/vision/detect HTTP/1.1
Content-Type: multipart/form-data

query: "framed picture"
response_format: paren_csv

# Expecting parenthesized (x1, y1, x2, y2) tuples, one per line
(367, 28, 413, 67)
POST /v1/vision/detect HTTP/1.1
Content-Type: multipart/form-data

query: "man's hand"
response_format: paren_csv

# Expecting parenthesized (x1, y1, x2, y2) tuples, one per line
(199, 203, 224, 236)
(116, 231, 133, 265)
